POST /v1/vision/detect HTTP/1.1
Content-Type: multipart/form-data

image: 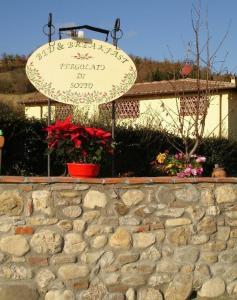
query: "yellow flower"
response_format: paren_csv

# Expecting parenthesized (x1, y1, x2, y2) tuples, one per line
(166, 163, 173, 169)
(156, 153, 167, 164)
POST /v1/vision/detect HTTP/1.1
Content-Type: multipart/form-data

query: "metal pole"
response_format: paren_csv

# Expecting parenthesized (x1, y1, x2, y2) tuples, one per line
(111, 101, 116, 177)
(0, 130, 5, 175)
(111, 18, 120, 177)
(47, 13, 52, 177)
(47, 99, 51, 177)
(111, 27, 116, 177)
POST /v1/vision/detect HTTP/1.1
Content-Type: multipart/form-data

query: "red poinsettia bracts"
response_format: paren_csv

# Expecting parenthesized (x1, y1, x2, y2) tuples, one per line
(44, 116, 113, 164)
(84, 127, 111, 139)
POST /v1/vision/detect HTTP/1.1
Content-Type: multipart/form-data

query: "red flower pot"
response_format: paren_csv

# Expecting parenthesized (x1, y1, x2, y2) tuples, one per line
(67, 163, 100, 178)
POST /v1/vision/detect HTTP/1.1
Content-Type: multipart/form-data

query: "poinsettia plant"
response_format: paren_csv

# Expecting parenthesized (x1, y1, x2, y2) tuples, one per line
(152, 151, 206, 177)
(44, 116, 113, 164)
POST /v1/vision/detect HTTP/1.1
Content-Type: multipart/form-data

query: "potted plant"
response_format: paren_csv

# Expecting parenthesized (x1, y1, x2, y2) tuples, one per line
(44, 116, 113, 178)
(152, 151, 206, 177)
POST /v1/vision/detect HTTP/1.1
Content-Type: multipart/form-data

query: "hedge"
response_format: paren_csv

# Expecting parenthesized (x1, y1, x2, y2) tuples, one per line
(0, 103, 236, 177)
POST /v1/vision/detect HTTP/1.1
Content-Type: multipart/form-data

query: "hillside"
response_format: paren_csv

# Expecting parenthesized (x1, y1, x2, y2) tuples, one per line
(0, 54, 232, 105)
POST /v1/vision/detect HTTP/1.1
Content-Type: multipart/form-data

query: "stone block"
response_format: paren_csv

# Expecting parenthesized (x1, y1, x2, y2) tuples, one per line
(174, 184, 199, 202)
(114, 203, 129, 216)
(64, 233, 86, 254)
(79, 283, 107, 299)
(215, 185, 237, 203)
(140, 245, 161, 261)
(174, 246, 199, 264)
(156, 208, 184, 218)
(36, 268, 55, 293)
(165, 218, 191, 227)
(27, 217, 58, 225)
(32, 190, 52, 215)
(198, 277, 225, 298)
(121, 275, 146, 287)
(58, 264, 89, 281)
(80, 250, 104, 265)
(121, 190, 144, 207)
(62, 206, 82, 218)
(83, 190, 107, 209)
(0, 190, 23, 216)
(73, 219, 86, 232)
(121, 261, 155, 275)
(73, 279, 89, 290)
(45, 290, 75, 300)
(0, 265, 32, 279)
(57, 220, 73, 232)
(166, 226, 191, 246)
(165, 273, 193, 300)
(109, 228, 131, 249)
(0, 284, 39, 300)
(91, 235, 108, 249)
(30, 230, 63, 254)
(27, 255, 48, 266)
(51, 254, 77, 265)
(197, 216, 217, 235)
(116, 252, 140, 266)
(137, 287, 163, 300)
(133, 232, 155, 248)
(0, 235, 29, 256)
(15, 226, 34, 235)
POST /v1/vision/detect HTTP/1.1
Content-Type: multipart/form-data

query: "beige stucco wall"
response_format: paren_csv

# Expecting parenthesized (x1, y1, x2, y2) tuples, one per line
(25, 105, 56, 120)
(201, 93, 229, 138)
(228, 91, 237, 140)
(23, 91, 237, 140)
(25, 104, 96, 122)
(115, 93, 231, 139)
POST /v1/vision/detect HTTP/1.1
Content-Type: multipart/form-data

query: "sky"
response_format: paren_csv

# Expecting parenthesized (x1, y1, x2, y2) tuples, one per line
(1, 0, 237, 73)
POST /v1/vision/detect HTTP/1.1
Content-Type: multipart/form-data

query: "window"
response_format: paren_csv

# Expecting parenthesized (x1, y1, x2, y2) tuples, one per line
(180, 96, 209, 116)
(55, 104, 73, 120)
(99, 100, 140, 119)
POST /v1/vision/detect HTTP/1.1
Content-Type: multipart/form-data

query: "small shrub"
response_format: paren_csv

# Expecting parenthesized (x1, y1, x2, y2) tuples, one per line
(0, 79, 13, 93)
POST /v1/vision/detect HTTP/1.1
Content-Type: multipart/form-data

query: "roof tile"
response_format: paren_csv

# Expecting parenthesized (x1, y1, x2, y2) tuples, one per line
(19, 79, 236, 104)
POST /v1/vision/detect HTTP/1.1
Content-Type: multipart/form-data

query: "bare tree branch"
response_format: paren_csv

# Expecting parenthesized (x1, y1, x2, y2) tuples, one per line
(159, 0, 229, 161)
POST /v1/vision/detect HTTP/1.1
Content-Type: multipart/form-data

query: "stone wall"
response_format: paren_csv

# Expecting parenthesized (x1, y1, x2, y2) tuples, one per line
(0, 177, 237, 299)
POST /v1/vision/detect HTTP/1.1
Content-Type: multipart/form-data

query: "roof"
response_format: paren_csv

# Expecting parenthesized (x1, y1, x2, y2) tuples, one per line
(19, 78, 237, 105)
(18, 93, 57, 105)
(122, 78, 237, 98)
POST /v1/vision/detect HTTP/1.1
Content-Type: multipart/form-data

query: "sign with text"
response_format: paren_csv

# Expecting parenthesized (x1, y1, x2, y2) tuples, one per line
(26, 38, 137, 105)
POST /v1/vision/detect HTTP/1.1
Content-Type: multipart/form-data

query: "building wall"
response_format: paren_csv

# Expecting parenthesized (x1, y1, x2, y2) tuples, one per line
(25, 105, 56, 120)
(204, 93, 229, 138)
(0, 180, 236, 299)
(228, 91, 237, 140)
(23, 91, 236, 140)
(115, 92, 230, 138)
(25, 104, 96, 122)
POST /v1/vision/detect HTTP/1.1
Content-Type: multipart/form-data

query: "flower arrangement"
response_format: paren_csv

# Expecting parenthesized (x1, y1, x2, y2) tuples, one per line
(44, 116, 113, 164)
(153, 151, 206, 177)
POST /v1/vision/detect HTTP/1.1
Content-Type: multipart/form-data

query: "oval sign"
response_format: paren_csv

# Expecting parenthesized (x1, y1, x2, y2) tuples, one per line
(26, 38, 137, 105)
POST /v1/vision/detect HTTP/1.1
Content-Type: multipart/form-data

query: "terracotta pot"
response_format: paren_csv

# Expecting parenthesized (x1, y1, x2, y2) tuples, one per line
(67, 163, 100, 178)
(212, 165, 227, 178)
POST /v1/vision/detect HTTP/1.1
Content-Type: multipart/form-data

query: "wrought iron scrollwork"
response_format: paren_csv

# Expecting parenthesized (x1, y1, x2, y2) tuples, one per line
(111, 18, 123, 48)
(43, 13, 55, 44)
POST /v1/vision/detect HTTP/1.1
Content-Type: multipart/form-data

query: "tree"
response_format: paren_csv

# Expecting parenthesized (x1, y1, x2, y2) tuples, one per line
(158, 0, 229, 161)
